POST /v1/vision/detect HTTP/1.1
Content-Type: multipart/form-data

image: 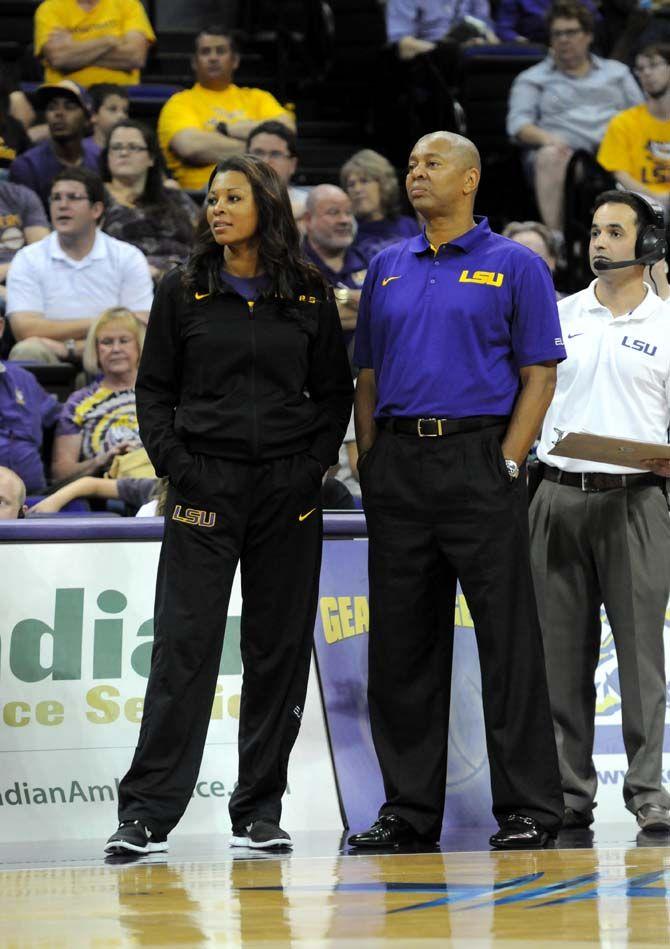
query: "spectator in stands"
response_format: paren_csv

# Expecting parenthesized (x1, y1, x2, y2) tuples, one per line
(6, 167, 152, 365)
(0, 311, 60, 493)
(0, 181, 50, 308)
(1, 71, 31, 176)
(51, 306, 144, 481)
(246, 121, 309, 224)
(341, 149, 419, 257)
(302, 185, 370, 348)
(0, 466, 27, 519)
(101, 120, 198, 279)
(87, 83, 129, 148)
(386, 0, 498, 59)
(502, 220, 559, 273)
(598, 44, 670, 209)
(9, 80, 101, 209)
(503, 219, 565, 298)
(507, 1, 642, 230)
(34, 0, 155, 88)
(27, 472, 158, 515)
(158, 26, 295, 191)
(495, 0, 598, 44)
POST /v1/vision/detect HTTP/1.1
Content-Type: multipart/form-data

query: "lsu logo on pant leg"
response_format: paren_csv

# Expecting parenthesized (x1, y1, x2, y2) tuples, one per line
(171, 504, 216, 528)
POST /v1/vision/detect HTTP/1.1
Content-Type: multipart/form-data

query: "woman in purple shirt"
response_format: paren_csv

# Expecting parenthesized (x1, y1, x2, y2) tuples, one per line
(341, 149, 420, 258)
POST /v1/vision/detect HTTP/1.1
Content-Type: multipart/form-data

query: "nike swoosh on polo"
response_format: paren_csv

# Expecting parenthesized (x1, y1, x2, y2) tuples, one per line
(195, 291, 210, 300)
(298, 508, 316, 522)
(381, 276, 402, 287)
(568, 332, 584, 339)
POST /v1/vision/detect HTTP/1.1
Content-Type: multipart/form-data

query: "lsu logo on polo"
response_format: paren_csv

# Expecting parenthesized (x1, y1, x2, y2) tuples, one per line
(459, 270, 504, 287)
(172, 505, 216, 528)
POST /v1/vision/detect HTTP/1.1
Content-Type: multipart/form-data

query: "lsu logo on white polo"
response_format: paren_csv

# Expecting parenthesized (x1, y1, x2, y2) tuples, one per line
(459, 270, 504, 287)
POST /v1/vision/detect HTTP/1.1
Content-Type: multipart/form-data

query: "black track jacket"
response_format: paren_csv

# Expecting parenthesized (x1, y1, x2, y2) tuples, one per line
(135, 268, 353, 493)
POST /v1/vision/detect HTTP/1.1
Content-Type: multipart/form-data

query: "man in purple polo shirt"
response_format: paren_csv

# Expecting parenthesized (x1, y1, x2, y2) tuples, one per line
(9, 80, 101, 211)
(348, 131, 566, 851)
(0, 312, 61, 492)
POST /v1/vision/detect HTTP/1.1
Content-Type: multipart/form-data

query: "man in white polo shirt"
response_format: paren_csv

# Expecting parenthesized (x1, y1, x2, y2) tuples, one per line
(6, 166, 152, 365)
(532, 190, 670, 834)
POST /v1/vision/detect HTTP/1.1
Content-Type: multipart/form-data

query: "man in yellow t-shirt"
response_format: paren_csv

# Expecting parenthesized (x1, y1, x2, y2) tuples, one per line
(35, 0, 156, 87)
(598, 44, 670, 206)
(158, 27, 295, 190)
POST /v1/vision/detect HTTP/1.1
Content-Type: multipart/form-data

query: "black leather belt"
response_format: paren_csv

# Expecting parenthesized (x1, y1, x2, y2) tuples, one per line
(543, 465, 665, 492)
(380, 415, 507, 437)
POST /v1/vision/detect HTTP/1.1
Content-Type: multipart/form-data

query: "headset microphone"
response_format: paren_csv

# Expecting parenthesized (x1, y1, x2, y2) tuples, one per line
(592, 192, 667, 273)
(593, 251, 662, 271)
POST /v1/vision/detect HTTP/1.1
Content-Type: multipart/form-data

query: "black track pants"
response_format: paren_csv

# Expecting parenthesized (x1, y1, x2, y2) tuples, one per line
(117, 453, 323, 837)
(360, 426, 564, 839)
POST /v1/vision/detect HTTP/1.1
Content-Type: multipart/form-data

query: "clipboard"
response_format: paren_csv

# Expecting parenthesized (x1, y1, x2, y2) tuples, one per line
(548, 432, 670, 468)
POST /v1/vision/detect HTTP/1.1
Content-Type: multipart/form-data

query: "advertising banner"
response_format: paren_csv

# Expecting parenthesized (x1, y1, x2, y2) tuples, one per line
(0, 541, 341, 843)
(313, 538, 670, 831)
(3, 524, 670, 842)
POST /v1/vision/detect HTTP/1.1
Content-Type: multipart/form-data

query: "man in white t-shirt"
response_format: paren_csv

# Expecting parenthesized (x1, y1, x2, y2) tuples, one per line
(6, 166, 152, 365)
(532, 190, 670, 834)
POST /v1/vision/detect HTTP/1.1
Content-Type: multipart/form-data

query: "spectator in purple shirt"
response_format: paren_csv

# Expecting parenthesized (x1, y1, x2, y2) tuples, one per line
(0, 311, 60, 492)
(9, 80, 101, 210)
(341, 149, 420, 258)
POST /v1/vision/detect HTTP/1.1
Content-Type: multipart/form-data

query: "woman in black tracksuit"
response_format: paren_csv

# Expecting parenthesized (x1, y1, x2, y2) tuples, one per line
(105, 155, 353, 855)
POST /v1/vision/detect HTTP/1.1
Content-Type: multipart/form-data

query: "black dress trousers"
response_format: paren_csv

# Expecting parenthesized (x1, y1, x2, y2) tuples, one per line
(360, 424, 564, 840)
(117, 452, 323, 837)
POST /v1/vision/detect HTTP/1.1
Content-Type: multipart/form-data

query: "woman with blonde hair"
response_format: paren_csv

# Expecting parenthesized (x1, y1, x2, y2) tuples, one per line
(341, 148, 419, 257)
(51, 307, 146, 482)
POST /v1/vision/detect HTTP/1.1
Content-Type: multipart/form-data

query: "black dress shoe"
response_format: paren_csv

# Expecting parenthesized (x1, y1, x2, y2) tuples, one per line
(489, 814, 551, 850)
(562, 806, 594, 829)
(348, 814, 420, 848)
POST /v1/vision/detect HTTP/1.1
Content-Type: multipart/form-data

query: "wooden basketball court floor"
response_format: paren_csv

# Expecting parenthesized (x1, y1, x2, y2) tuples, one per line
(2, 824, 670, 947)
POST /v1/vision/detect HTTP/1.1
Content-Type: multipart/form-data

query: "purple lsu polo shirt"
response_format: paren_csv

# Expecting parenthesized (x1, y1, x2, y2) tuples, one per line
(353, 217, 566, 418)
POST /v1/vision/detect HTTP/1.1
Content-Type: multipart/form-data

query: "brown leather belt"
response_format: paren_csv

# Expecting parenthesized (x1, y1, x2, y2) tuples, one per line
(542, 465, 665, 492)
(380, 415, 507, 437)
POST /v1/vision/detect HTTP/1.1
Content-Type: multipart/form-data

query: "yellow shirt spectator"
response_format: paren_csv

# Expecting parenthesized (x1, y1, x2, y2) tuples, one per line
(598, 104, 670, 195)
(158, 83, 291, 190)
(35, 0, 156, 87)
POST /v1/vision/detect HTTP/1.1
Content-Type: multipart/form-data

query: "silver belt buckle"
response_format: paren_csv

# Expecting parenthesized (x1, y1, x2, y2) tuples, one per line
(417, 418, 443, 437)
(581, 472, 601, 492)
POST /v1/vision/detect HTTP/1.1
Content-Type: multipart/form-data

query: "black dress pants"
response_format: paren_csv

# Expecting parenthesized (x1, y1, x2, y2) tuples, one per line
(118, 453, 323, 837)
(360, 425, 564, 839)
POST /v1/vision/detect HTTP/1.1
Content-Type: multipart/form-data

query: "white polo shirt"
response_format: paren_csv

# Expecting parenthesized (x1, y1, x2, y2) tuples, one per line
(5, 230, 154, 322)
(537, 280, 670, 474)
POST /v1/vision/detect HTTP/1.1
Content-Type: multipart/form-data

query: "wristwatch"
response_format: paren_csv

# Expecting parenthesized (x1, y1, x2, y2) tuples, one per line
(504, 459, 520, 481)
(333, 287, 350, 306)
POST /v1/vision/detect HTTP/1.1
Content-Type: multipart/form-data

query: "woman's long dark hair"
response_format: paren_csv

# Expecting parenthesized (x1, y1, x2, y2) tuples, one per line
(100, 119, 167, 206)
(182, 155, 327, 301)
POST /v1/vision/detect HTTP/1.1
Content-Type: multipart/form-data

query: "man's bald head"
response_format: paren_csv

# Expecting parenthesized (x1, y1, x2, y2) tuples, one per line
(304, 184, 355, 255)
(305, 184, 349, 215)
(0, 466, 27, 519)
(406, 132, 481, 222)
(414, 132, 481, 173)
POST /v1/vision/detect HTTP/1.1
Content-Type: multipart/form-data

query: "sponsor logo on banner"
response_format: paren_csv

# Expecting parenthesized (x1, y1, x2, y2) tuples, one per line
(0, 542, 341, 840)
